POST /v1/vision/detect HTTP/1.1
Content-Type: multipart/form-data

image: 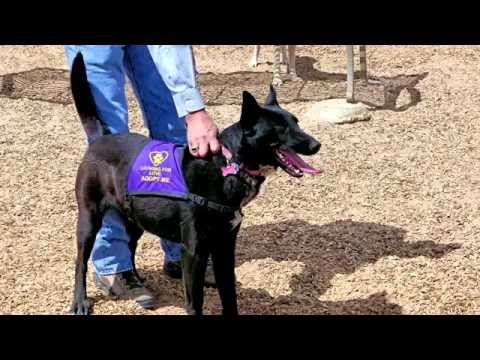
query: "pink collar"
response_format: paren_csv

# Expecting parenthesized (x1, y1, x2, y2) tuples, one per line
(221, 145, 264, 177)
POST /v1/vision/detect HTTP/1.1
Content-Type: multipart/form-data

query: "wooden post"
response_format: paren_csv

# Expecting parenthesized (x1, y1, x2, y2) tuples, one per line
(359, 45, 367, 82)
(346, 45, 355, 103)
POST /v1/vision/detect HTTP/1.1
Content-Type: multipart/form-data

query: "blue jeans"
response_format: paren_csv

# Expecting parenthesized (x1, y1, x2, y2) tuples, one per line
(65, 45, 185, 275)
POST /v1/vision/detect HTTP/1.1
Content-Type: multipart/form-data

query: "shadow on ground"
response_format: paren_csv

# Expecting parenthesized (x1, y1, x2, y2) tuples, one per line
(295, 56, 429, 112)
(122, 219, 460, 315)
(229, 219, 459, 314)
(0, 63, 428, 113)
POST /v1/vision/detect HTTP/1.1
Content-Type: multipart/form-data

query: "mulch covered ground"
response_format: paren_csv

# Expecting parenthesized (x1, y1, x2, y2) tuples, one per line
(0, 45, 479, 314)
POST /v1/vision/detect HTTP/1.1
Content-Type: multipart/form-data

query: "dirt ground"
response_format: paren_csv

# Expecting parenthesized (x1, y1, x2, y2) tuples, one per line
(0, 45, 479, 315)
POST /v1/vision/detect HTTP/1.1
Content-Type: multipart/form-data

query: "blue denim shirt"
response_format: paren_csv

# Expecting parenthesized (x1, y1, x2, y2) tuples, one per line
(147, 45, 204, 118)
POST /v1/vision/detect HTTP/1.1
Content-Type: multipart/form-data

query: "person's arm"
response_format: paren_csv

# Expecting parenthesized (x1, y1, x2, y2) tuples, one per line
(147, 45, 204, 117)
(147, 45, 220, 157)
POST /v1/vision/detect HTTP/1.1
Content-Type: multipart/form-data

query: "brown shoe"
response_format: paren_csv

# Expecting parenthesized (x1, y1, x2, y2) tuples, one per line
(93, 271, 156, 309)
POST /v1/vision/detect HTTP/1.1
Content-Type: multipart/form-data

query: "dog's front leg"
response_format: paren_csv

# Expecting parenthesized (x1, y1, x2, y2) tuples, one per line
(280, 45, 288, 65)
(287, 45, 301, 81)
(181, 247, 208, 315)
(211, 225, 240, 316)
(70, 208, 99, 315)
(249, 45, 260, 67)
(180, 220, 208, 315)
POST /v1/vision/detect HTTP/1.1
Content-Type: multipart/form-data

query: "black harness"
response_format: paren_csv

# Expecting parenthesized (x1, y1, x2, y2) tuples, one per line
(125, 142, 263, 219)
(186, 193, 239, 215)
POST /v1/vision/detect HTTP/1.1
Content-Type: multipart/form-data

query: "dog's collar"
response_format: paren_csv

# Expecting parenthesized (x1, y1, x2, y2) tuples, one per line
(221, 145, 264, 178)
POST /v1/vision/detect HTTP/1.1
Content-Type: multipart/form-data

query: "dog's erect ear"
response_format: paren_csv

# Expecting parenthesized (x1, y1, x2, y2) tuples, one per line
(240, 91, 260, 129)
(265, 85, 279, 106)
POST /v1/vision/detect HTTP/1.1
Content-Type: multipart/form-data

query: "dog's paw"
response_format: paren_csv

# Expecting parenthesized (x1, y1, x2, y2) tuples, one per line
(69, 299, 92, 315)
(221, 308, 239, 316)
(272, 77, 283, 87)
(249, 58, 258, 67)
(185, 307, 203, 316)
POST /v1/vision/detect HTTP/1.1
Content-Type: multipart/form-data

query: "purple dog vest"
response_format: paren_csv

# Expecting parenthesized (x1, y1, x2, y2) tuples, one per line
(127, 140, 188, 199)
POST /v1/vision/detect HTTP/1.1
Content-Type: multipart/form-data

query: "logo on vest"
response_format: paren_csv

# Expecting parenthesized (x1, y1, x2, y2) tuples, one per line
(149, 151, 169, 166)
(127, 140, 188, 197)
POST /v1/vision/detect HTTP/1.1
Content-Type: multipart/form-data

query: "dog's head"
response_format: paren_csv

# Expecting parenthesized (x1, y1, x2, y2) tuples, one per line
(239, 86, 322, 177)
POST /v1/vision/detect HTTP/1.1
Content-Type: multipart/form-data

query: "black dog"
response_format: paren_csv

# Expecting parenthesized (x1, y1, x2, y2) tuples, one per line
(69, 53, 322, 315)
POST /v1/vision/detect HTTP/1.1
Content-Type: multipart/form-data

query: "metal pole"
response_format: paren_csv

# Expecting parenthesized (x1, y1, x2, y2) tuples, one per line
(359, 45, 367, 82)
(346, 45, 355, 103)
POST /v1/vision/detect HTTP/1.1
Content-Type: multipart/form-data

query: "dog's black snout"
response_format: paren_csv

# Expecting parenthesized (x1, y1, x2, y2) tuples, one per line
(309, 140, 321, 154)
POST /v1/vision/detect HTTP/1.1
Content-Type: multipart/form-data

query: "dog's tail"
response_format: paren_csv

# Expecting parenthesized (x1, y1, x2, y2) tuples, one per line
(70, 53, 111, 143)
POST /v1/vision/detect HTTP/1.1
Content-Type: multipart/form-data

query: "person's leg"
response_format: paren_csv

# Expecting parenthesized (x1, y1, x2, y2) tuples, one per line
(122, 45, 187, 143)
(65, 46, 155, 307)
(65, 45, 129, 134)
(65, 45, 133, 275)
(121, 45, 216, 286)
(122, 45, 185, 277)
(90, 208, 155, 309)
(90, 207, 133, 275)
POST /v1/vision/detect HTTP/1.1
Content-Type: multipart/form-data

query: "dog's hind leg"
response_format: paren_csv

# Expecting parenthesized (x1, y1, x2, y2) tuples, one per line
(70, 206, 100, 315)
(211, 225, 240, 316)
(126, 221, 144, 282)
(272, 46, 283, 87)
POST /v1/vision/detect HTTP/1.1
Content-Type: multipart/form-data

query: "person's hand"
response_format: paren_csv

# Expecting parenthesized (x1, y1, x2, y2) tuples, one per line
(185, 109, 220, 158)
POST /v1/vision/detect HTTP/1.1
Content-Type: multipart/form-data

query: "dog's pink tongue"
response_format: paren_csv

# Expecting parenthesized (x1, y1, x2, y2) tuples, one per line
(279, 148, 323, 174)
